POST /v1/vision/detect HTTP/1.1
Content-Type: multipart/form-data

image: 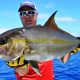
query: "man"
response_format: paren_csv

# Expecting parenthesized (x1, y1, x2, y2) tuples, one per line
(18, 1, 38, 27)
(16, 2, 80, 80)
(15, 1, 54, 80)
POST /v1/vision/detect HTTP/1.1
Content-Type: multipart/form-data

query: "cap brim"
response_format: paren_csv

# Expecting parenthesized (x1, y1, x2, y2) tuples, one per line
(18, 5, 36, 12)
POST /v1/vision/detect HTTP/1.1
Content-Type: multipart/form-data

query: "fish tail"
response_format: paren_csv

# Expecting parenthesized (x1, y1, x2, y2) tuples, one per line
(61, 46, 80, 63)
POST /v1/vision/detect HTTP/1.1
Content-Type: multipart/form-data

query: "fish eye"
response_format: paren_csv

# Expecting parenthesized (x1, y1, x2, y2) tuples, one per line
(0, 38, 8, 45)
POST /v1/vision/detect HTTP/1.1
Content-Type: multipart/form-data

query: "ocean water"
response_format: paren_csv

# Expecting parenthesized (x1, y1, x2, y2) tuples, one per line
(54, 51, 80, 80)
(0, 59, 17, 80)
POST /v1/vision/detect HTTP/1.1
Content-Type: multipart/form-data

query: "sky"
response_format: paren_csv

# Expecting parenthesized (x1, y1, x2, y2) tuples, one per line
(0, 0, 80, 37)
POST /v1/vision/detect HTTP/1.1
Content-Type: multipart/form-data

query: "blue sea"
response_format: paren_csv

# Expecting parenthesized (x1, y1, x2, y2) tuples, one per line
(54, 51, 80, 80)
(0, 59, 17, 80)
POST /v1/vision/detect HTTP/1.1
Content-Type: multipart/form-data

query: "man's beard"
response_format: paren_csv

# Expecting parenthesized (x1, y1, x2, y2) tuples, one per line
(23, 24, 34, 28)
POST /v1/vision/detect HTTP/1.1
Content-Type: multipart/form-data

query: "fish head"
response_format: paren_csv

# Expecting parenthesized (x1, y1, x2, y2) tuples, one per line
(0, 36, 27, 61)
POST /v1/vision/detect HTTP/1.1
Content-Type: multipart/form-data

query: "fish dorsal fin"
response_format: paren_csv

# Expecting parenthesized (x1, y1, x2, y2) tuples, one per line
(44, 11, 74, 35)
(44, 11, 59, 31)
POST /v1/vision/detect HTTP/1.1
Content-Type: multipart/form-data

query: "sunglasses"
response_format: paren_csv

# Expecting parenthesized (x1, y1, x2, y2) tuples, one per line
(20, 10, 37, 17)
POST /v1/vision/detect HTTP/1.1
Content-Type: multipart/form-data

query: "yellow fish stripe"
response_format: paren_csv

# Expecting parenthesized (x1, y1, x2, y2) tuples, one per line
(29, 38, 76, 44)
(7, 55, 25, 67)
(70, 47, 80, 54)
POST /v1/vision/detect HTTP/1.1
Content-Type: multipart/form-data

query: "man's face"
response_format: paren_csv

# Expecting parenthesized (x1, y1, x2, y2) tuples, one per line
(19, 7, 38, 28)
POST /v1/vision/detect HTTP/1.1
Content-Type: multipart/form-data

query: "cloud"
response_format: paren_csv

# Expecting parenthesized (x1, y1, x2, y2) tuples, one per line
(45, 3, 55, 8)
(56, 17, 78, 22)
(0, 28, 8, 34)
(38, 13, 78, 23)
(0, 27, 16, 34)
(71, 33, 77, 37)
(38, 13, 50, 19)
(68, 32, 80, 37)
(0, 11, 17, 18)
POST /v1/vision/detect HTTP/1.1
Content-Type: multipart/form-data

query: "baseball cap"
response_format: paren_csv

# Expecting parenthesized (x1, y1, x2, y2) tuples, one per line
(18, 1, 37, 12)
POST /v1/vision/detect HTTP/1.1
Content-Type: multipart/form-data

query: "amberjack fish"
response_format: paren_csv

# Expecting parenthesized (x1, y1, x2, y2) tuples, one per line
(0, 11, 80, 75)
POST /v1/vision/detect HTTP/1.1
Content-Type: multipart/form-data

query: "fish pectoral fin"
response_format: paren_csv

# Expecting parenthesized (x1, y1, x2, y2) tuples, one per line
(28, 60, 41, 76)
(59, 53, 71, 63)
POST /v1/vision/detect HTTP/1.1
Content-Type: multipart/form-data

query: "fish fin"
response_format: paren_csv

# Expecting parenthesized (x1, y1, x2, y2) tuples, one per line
(44, 10, 59, 31)
(60, 53, 71, 63)
(28, 60, 41, 76)
(60, 46, 80, 63)
(44, 10, 74, 36)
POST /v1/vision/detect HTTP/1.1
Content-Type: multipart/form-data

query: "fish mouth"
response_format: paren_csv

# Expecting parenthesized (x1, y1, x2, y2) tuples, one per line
(0, 51, 23, 61)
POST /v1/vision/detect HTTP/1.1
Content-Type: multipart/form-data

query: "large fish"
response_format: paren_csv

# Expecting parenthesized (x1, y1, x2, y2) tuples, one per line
(0, 11, 80, 75)
(0, 11, 80, 61)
